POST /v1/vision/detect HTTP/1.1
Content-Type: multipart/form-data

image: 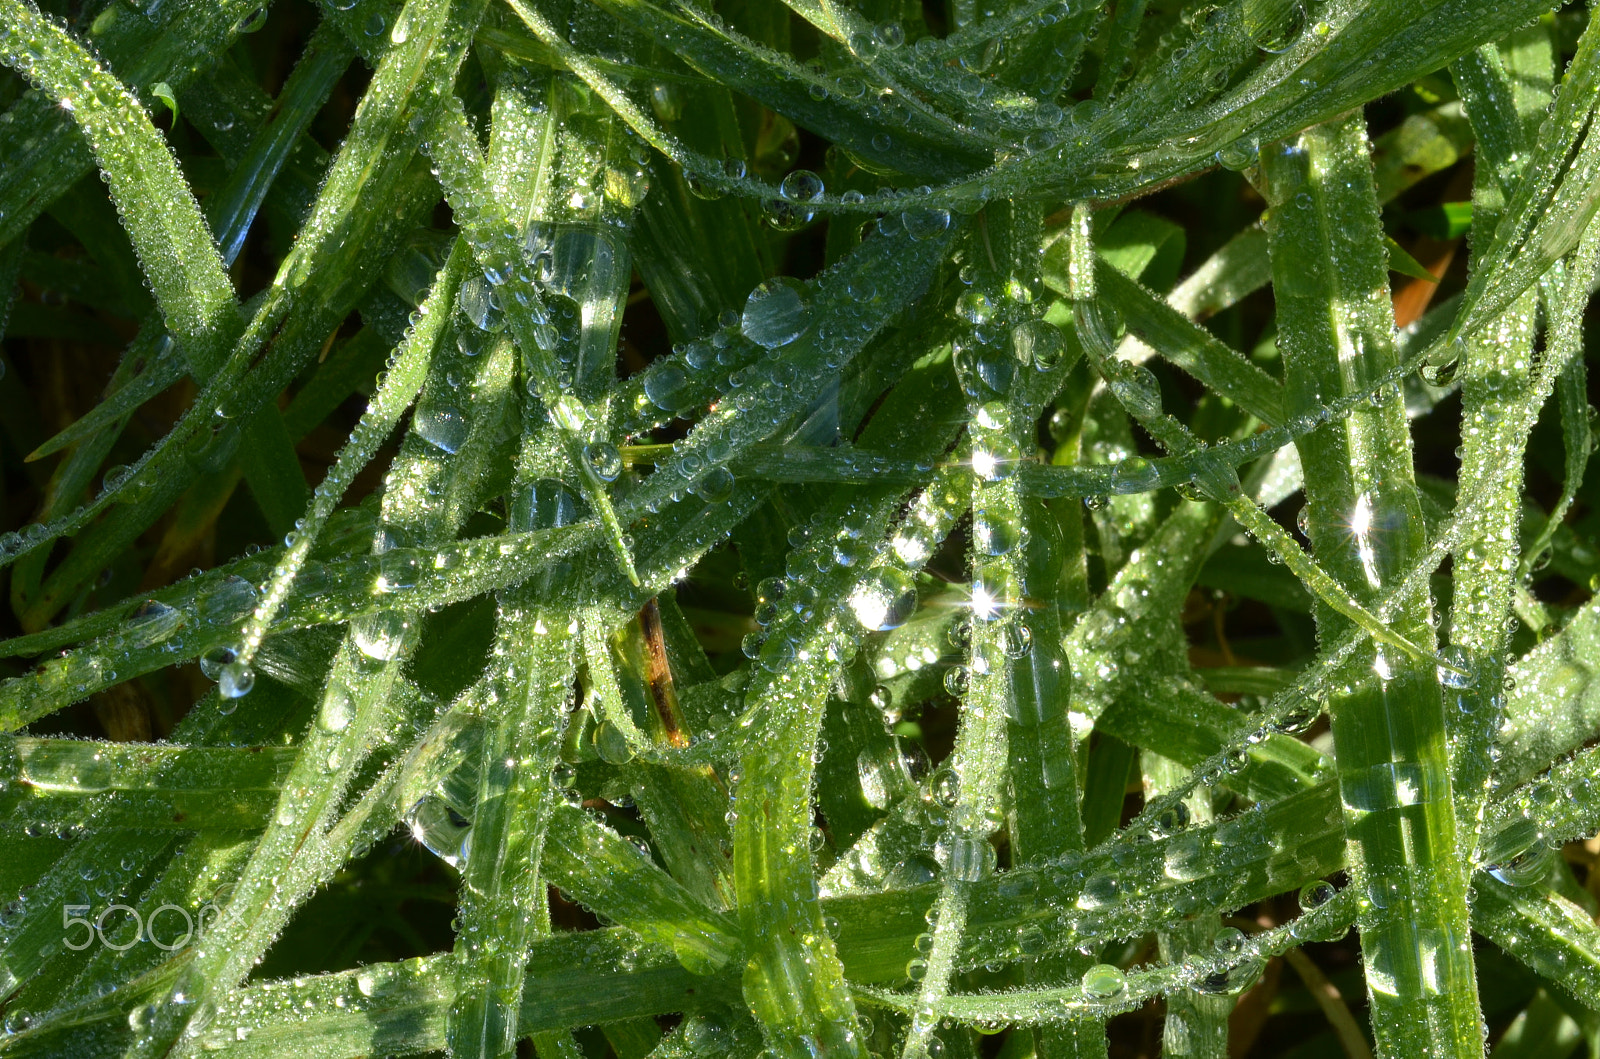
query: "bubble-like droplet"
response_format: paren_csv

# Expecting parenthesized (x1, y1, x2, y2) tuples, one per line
(1212, 927, 1246, 956)
(691, 466, 735, 503)
(199, 644, 238, 681)
(1245, 0, 1305, 51)
(594, 720, 635, 764)
(956, 289, 994, 325)
(1273, 703, 1317, 733)
(1437, 644, 1478, 690)
(1487, 844, 1554, 887)
(934, 831, 995, 881)
(741, 277, 810, 349)
(1215, 136, 1260, 171)
(973, 508, 1021, 556)
(405, 796, 471, 868)
(1010, 318, 1066, 370)
(1152, 801, 1190, 836)
(414, 404, 467, 454)
(321, 685, 354, 731)
(644, 364, 692, 413)
(512, 479, 587, 532)
(1081, 963, 1126, 999)
(943, 666, 970, 696)
(584, 442, 623, 482)
(353, 611, 407, 662)
(779, 169, 825, 203)
(901, 208, 951, 241)
(1298, 879, 1337, 909)
(126, 599, 184, 646)
(1108, 362, 1163, 420)
(219, 661, 254, 700)
(199, 575, 259, 622)
(848, 566, 917, 632)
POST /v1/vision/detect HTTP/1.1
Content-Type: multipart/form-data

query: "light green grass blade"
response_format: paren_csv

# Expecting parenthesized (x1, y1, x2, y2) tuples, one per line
(1261, 113, 1479, 1059)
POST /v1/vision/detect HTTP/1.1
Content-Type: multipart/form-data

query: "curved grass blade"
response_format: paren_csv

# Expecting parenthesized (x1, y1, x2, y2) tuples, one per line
(0, 0, 238, 376)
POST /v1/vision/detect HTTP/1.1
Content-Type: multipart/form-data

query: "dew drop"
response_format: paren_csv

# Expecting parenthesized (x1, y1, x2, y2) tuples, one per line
(741, 277, 810, 349)
(848, 567, 917, 632)
(1081, 963, 1126, 999)
(414, 404, 466, 454)
(219, 661, 254, 700)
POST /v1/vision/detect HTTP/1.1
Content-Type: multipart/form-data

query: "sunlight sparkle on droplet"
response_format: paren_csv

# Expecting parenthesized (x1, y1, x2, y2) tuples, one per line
(1351, 494, 1381, 588)
(970, 584, 1001, 621)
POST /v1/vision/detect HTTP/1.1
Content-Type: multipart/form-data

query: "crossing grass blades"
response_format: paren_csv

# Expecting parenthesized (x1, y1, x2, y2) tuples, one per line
(3, 0, 1600, 1057)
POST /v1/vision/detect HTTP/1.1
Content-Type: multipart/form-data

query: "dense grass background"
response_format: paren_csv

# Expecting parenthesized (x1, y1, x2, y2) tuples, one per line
(4, 1, 1600, 1057)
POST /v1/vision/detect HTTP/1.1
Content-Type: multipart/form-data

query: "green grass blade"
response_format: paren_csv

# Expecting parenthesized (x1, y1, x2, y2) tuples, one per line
(1261, 113, 1479, 1058)
(0, 0, 238, 375)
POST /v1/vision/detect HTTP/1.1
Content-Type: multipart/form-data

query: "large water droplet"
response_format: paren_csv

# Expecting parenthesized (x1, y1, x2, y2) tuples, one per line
(405, 796, 471, 868)
(1010, 318, 1066, 369)
(973, 508, 1021, 556)
(742, 277, 810, 349)
(644, 364, 693, 413)
(584, 442, 623, 482)
(352, 611, 406, 661)
(414, 404, 467, 454)
(126, 599, 184, 646)
(1487, 843, 1554, 887)
(691, 466, 735, 503)
(1081, 963, 1126, 999)
(219, 661, 254, 699)
(848, 567, 917, 632)
(1298, 879, 1337, 908)
(779, 170, 825, 203)
(199, 644, 237, 681)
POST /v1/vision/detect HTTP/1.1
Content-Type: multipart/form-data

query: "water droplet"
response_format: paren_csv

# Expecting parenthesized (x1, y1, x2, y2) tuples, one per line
(741, 277, 810, 349)
(584, 442, 623, 482)
(1212, 927, 1246, 956)
(414, 404, 466, 454)
(594, 720, 635, 764)
(1244, 0, 1304, 51)
(956, 289, 994, 325)
(1437, 644, 1478, 689)
(779, 169, 824, 203)
(901, 208, 951, 241)
(199, 644, 237, 681)
(1011, 319, 1066, 369)
(973, 508, 1021, 556)
(691, 466, 735, 503)
(219, 661, 254, 699)
(405, 796, 471, 868)
(1152, 801, 1190, 836)
(848, 567, 917, 632)
(644, 364, 692, 413)
(1081, 963, 1126, 999)
(352, 611, 407, 662)
(1298, 879, 1337, 908)
(1487, 843, 1554, 887)
(1215, 136, 1260, 170)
